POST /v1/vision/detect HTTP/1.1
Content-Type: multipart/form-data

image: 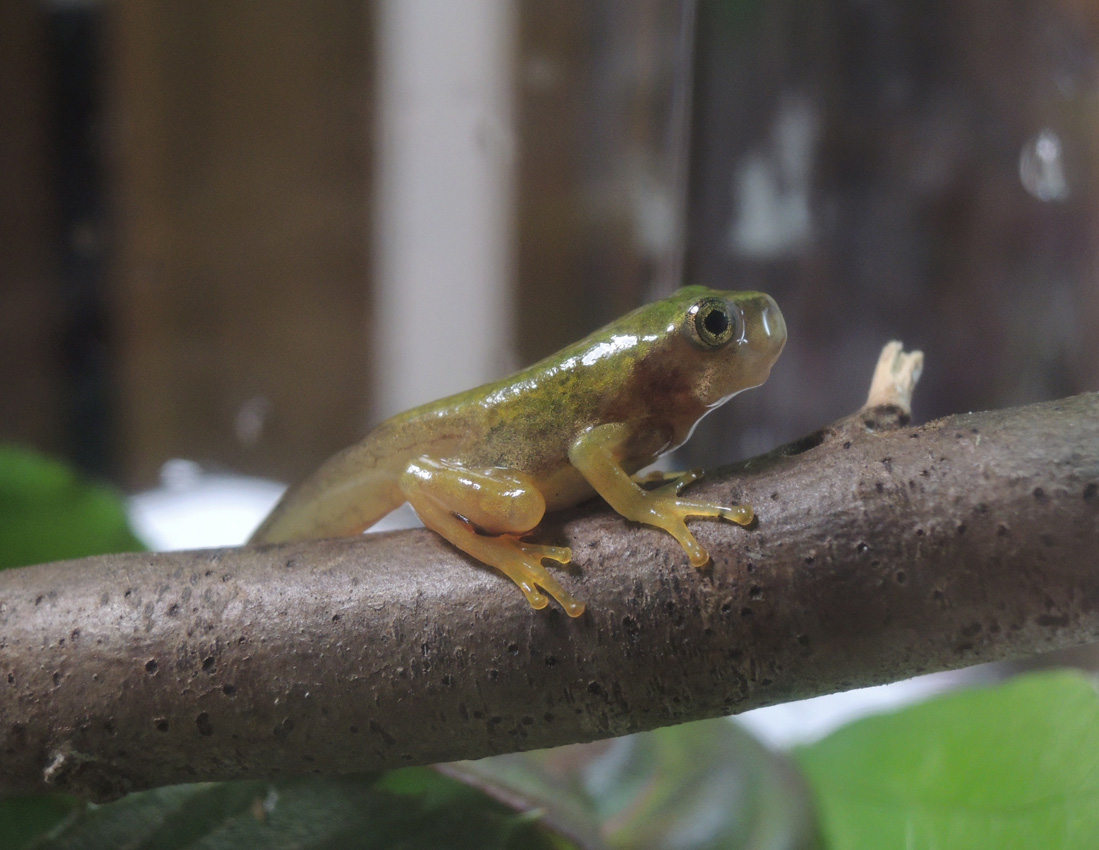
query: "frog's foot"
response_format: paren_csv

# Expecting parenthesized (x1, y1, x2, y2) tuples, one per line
(485, 536, 584, 617)
(571, 424, 755, 569)
(634, 473, 751, 566)
(400, 457, 586, 616)
(658, 469, 754, 523)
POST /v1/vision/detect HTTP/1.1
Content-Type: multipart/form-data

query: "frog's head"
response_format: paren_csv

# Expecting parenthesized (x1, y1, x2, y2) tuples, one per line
(566, 286, 785, 452)
(650, 286, 787, 411)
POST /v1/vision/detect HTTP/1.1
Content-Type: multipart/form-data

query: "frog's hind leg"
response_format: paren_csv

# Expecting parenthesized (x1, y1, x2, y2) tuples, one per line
(400, 457, 585, 617)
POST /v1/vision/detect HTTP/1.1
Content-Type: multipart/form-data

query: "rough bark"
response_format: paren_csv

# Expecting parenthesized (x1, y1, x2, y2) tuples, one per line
(2, 392, 1097, 801)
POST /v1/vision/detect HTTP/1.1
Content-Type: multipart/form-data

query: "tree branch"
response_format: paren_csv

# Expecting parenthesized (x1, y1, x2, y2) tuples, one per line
(2, 386, 1097, 801)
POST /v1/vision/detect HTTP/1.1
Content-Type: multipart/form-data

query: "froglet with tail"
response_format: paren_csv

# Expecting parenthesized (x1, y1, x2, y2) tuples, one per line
(250, 287, 786, 617)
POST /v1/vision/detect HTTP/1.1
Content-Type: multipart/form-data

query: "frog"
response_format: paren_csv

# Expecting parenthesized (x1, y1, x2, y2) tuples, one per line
(250, 287, 786, 617)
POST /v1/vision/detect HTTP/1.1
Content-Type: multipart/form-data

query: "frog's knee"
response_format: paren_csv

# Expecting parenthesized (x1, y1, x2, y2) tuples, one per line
(475, 484, 545, 534)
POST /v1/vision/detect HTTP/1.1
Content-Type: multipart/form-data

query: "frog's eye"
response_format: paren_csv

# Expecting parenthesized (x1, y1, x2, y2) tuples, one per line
(685, 297, 738, 349)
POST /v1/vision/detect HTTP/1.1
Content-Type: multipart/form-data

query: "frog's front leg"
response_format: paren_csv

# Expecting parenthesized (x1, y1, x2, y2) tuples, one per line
(400, 457, 585, 617)
(569, 423, 753, 567)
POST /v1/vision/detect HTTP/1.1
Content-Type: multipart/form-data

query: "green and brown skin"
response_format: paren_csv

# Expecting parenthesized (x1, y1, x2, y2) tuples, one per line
(250, 287, 786, 616)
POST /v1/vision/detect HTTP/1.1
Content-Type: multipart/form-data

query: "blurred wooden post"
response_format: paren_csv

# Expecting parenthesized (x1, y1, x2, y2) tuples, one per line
(107, 1, 374, 488)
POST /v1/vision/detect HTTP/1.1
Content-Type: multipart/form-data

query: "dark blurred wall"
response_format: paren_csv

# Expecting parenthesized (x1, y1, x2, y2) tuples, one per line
(0, 3, 64, 458)
(685, 0, 1099, 465)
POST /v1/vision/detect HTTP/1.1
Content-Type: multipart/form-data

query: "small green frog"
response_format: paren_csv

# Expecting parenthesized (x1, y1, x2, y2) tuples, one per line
(250, 287, 786, 616)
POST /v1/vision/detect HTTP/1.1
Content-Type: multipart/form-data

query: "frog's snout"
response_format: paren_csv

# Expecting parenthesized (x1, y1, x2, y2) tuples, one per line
(756, 293, 786, 351)
(734, 292, 786, 390)
(760, 292, 786, 343)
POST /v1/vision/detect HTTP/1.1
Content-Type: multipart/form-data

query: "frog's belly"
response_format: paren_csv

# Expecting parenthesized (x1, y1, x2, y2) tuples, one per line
(536, 465, 596, 513)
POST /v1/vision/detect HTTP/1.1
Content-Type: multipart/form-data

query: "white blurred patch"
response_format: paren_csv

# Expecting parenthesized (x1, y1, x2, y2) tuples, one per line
(128, 460, 423, 550)
(1019, 128, 1070, 202)
(729, 94, 817, 259)
(733, 665, 999, 748)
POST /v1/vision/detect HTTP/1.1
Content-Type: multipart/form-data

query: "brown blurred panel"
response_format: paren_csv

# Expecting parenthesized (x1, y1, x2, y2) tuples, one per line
(107, 1, 373, 487)
(0, 2, 64, 452)
(513, 2, 694, 363)
(513, 1, 593, 363)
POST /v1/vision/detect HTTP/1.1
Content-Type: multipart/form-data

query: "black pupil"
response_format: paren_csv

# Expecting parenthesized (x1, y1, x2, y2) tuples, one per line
(702, 307, 729, 338)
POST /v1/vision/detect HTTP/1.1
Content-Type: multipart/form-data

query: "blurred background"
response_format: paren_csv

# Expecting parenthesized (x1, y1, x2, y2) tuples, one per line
(2, 0, 1098, 742)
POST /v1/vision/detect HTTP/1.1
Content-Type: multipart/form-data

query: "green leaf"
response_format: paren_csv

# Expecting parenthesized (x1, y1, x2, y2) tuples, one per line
(794, 670, 1099, 850)
(25, 775, 568, 850)
(0, 445, 145, 571)
(0, 796, 82, 850)
(448, 717, 819, 850)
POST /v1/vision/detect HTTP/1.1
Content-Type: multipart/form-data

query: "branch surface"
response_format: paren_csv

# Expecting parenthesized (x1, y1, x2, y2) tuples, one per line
(2, 393, 1098, 800)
